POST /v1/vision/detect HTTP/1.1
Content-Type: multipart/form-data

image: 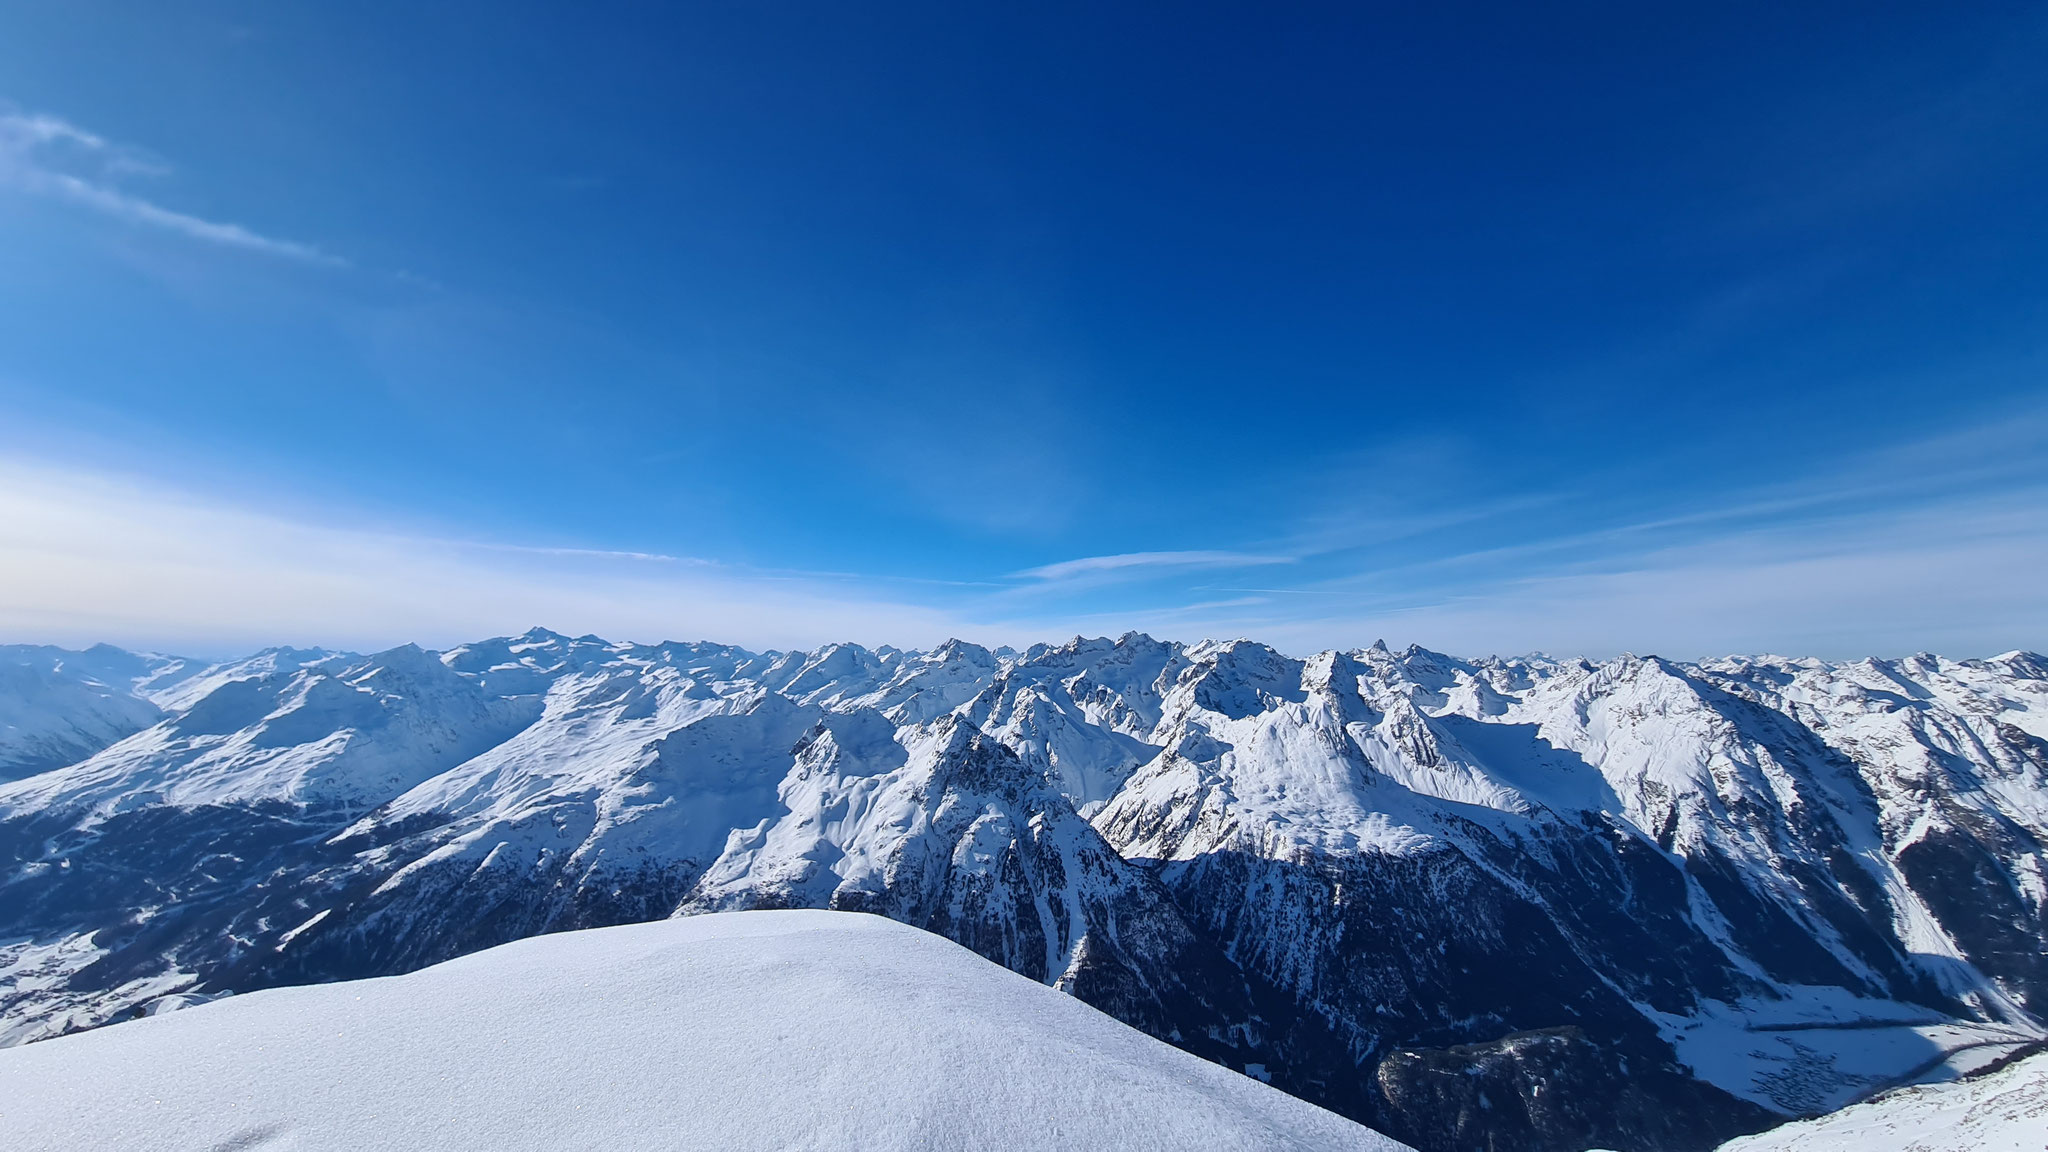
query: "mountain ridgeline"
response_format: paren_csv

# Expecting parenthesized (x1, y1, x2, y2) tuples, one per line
(1, 632, 2044, 1152)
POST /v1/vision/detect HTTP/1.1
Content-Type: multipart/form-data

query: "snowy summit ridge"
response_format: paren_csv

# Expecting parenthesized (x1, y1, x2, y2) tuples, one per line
(1, 629, 2045, 1152)
(0, 910, 1397, 1152)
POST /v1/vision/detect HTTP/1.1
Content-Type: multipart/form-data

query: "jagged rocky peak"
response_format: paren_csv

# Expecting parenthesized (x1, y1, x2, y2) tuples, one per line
(771, 640, 897, 704)
(1298, 647, 1363, 698)
(1345, 640, 1522, 715)
(842, 637, 1000, 726)
(1989, 649, 2048, 678)
(925, 636, 995, 664)
(1170, 638, 1306, 721)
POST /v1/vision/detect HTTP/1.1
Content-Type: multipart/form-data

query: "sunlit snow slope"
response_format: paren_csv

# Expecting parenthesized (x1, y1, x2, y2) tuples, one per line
(1716, 1048, 2048, 1152)
(0, 909, 1399, 1152)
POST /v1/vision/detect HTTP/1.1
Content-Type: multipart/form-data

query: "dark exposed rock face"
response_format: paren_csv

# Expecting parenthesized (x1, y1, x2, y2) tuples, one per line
(2, 633, 2045, 1151)
(681, 720, 1276, 1065)
(1896, 820, 2048, 1015)
(1107, 837, 1777, 1150)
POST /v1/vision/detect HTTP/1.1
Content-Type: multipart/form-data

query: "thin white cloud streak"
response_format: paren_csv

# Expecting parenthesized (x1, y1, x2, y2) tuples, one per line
(0, 460, 970, 655)
(980, 407, 2048, 657)
(1014, 550, 1293, 582)
(464, 542, 706, 564)
(30, 169, 338, 263)
(1220, 402, 2048, 626)
(1171, 596, 1270, 612)
(1186, 492, 2048, 661)
(4, 446, 2042, 661)
(2, 112, 111, 153)
(0, 110, 338, 264)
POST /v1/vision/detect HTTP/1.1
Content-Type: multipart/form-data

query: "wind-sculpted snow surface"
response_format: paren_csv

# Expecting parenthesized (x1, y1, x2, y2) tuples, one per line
(0, 910, 1400, 1152)
(0, 629, 2044, 1151)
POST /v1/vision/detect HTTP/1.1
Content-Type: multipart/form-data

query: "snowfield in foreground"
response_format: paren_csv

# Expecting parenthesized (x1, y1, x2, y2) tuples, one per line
(0, 909, 1402, 1152)
(1717, 1048, 2048, 1152)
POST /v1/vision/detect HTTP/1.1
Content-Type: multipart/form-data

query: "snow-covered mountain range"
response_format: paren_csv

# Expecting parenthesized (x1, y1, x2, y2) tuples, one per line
(2, 630, 2044, 1152)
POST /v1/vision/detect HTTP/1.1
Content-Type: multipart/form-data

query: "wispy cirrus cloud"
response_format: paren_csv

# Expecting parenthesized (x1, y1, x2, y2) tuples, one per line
(1235, 487, 2048, 661)
(0, 108, 340, 264)
(1013, 550, 1293, 582)
(4, 440, 2043, 662)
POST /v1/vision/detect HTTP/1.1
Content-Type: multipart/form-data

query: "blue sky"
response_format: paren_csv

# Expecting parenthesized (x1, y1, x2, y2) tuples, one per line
(2, 1, 2045, 657)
